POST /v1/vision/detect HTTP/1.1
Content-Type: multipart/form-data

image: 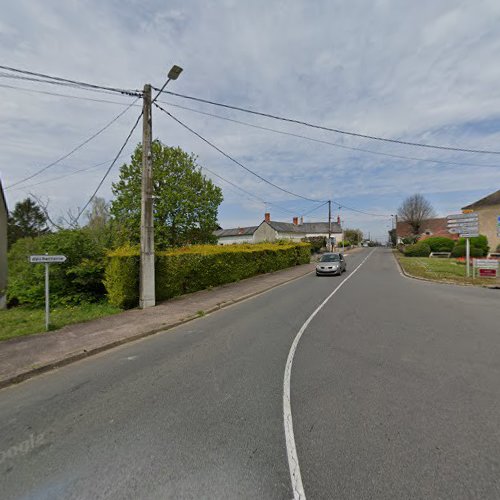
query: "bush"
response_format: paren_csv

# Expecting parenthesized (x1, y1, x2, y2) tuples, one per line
(302, 236, 325, 253)
(423, 236, 455, 252)
(7, 229, 108, 307)
(401, 236, 419, 245)
(451, 245, 485, 258)
(404, 242, 431, 257)
(105, 242, 311, 308)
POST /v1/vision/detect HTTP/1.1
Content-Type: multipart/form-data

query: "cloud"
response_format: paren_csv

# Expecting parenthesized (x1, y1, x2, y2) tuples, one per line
(1, 0, 499, 240)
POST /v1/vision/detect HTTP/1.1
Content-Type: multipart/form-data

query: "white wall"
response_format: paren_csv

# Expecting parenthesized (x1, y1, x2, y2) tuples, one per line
(217, 235, 254, 245)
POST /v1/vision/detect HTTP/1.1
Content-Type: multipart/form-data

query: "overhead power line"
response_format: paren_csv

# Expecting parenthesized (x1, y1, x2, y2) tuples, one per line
(5, 97, 140, 190)
(75, 111, 143, 222)
(0, 64, 141, 96)
(158, 89, 500, 155)
(156, 99, 500, 170)
(153, 102, 325, 204)
(0, 82, 139, 106)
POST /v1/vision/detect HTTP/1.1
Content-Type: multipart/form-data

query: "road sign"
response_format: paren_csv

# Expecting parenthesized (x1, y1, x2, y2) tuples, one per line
(446, 221, 479, 228)
(479, 268, 497, 278)
(447, 213, 478, 221)
(474, 259, 498, 269)
(29, 254, 67, 330)
(29, 255, 67, 263)
(459, 233, 479, 238)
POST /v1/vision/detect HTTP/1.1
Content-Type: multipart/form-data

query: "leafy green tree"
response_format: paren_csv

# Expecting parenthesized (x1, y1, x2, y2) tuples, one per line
(111, 141, 223, 248)
(344, 228, 363, 245)
(7, 197, 49, 248)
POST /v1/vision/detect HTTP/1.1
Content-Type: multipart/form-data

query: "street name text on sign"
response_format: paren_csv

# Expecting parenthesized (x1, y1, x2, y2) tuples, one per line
(29, 255, 67, 263)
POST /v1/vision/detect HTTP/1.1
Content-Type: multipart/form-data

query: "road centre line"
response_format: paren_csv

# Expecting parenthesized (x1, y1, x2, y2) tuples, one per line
(283, 249, 375, 499)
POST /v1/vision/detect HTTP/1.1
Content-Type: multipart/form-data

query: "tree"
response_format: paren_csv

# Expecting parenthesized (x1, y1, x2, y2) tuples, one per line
(86, 197, 110, 230)
(110, 141, 223, 248)
(344, 228, 363, 245)
(7, 197, 49, 248)
(397, 194, 436, 236)
(388, 228, 397, 246)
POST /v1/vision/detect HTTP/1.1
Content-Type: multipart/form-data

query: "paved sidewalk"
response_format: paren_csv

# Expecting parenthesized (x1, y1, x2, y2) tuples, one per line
(0, 262, 315, 389)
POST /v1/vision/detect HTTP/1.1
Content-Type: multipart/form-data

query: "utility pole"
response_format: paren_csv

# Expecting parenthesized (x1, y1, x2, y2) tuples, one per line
(328, 200, 332, 251)
(140, 84, 155, 309)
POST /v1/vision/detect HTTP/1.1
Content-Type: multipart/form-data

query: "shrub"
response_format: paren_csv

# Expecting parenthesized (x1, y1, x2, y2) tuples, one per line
(402, 236, 419, 245)
(7, 229, 108, 307)
(105, 242, 311, 308)
(404, 242, 431, 257)
(302, 236, 325, 253)
(451, 245, 485, 258)
(423, 236, 455, 252)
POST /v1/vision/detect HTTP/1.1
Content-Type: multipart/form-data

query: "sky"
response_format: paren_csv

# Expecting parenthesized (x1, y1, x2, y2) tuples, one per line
(1, 0, 500, 242)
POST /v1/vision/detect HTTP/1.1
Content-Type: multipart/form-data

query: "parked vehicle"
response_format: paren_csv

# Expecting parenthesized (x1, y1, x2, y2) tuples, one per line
(316, 252, 346, 276)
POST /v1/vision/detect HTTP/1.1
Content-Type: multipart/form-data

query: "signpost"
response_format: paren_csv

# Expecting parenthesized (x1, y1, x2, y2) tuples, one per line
(447, 213, 479, 278)
(29, 254, 67, 330)
(473, 258, 498, 279)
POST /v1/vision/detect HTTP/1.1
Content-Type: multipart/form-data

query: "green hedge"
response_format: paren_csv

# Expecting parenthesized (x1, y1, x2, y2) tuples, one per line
(423, 236, 455, 252)
(105, 242, 311, 309)
(404, 242, 431, 257)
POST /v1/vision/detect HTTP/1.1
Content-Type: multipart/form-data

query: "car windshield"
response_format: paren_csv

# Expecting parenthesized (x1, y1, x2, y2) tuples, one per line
(320, 254, 340, 262)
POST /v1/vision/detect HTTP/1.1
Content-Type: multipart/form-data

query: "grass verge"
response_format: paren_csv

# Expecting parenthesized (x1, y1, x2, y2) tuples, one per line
(0, 302, 122, 342)
(395, 252, 499, 286)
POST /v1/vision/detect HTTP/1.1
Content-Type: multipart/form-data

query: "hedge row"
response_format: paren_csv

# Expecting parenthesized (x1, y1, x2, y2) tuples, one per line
(105, 242, 311, 308)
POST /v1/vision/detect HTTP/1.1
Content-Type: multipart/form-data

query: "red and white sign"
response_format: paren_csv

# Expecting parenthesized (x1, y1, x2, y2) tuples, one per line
(479, 268, 497, 278)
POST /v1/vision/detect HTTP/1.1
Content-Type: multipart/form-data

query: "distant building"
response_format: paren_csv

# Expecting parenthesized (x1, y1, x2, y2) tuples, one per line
(462, 189, 500, 251)
(396, 217, 458, 242)
(215, 213, 344, 245)
(0, 179, 7, 309)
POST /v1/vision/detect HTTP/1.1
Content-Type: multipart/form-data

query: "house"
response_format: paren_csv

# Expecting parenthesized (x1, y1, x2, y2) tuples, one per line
(396, 217, 458, 243)
(462, 189, 500, 251)
(0, 179, 7, 309)
(215, 213, 344, 245)
(213, 226, 258, 245)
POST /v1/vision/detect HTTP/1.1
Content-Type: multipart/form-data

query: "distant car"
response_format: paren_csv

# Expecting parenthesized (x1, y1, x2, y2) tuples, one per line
(316, 252, 346, 276)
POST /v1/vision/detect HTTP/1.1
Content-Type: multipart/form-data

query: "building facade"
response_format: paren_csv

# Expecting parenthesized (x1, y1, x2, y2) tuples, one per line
(462, 189, 500, 251)
(215, 213, 344, 245)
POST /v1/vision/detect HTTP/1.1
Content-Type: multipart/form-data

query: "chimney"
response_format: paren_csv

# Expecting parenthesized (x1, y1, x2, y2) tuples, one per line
(264, 212, 270, 222)
(337, 216, 341, 225)
(293, 216, 298, 225)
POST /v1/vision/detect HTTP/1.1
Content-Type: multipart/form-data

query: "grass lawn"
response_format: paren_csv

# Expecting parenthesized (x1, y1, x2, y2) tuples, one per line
(0, 302, 122, 342)
(395, 253, 499, 287)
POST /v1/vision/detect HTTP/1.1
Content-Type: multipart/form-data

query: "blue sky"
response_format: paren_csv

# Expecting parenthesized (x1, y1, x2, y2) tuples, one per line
(1, 0, 500, 242)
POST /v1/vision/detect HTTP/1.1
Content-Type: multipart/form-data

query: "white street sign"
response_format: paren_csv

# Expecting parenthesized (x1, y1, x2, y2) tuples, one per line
(29, 255, 67, 263)
(474, 259, 498, 269)
(460, 233, 479, 238)
(448, 228, 461, 234)
(446, 221, 479, 228)
(447, 213, 478, 221)
(29, 255, 67, 330)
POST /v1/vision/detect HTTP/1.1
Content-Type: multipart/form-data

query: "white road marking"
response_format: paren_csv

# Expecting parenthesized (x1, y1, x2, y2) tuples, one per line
(283, 250, 375, 499)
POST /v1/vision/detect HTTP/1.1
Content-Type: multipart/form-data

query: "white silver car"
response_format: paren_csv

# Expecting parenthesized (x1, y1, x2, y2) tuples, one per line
(316, 252, 346, 276)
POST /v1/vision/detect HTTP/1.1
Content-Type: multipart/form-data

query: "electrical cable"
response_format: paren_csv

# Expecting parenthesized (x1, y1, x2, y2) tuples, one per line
(158, 89, 500, 155)
(155, 99, 500, 170)
(153, 102, 325, 204)
(5, 97, 140, 190)
(75, 111, 143, 222)
(0, 64, 141, 96)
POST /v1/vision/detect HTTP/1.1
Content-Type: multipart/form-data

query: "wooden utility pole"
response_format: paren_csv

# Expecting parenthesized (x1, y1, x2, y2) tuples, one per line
(140, 84, 155, 309)
(328, 200, 332, 251)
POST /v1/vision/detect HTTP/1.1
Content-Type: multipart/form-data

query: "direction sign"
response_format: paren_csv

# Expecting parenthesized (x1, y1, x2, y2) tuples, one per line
(474, 259, 498, 269)
(29, 255, 67, 263)
(447, 213, 478, 221)
(447, 221, 479, 227)
(459, 233, 479, 238)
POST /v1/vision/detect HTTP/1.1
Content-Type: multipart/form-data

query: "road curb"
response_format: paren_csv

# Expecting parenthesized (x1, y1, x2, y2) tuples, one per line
(392, 251, 500, 289)
(0, 265, 314, 390)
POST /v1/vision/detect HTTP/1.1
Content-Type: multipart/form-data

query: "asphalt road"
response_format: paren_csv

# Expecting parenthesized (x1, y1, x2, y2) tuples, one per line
(1, 249, 499, 499)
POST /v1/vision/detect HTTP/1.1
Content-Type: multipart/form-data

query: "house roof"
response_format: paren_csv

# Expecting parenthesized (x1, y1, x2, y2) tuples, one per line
(462, 189, 500, 210)
(396, 218, 456, 238)
(214, 226, 258, 238)
(267, 220, 342, 234)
